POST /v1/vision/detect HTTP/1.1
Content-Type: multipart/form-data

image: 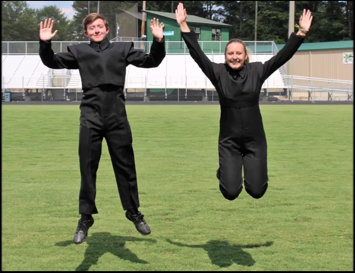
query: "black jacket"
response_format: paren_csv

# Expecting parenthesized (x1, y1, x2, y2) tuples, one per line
(181, 32, 304, 108)
(39, 37, 165, 90)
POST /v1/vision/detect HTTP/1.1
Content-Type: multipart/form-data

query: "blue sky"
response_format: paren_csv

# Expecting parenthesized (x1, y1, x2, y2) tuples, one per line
(26, 1, 75, 19)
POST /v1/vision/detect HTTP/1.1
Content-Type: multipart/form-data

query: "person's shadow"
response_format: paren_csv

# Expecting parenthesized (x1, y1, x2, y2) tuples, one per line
(55, 232, 156, 271)
(166, 239, 273, 267)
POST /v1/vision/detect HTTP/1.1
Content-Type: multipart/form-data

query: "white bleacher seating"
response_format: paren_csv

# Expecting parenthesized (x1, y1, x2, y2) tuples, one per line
(145, 58, 167, 89)
(66, 71, 81, 89)
(2, 53, 286, 90)
(251, 54, 286, 89)
(165, 55, 187, 89)
(125, 65, 147, 89)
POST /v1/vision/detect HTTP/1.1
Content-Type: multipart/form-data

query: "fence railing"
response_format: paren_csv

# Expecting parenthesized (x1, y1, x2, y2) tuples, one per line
(282, 75, 353, 101)
(3, 40, 353, 102)
(2, 40, 277, 55)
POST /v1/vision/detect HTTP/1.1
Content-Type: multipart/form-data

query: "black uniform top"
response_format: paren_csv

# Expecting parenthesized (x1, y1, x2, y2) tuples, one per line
(181, 32, 304, 108)
(39, 37, 166, 90)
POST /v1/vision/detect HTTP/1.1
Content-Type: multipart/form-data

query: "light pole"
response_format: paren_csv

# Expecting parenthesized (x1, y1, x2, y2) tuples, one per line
(254, 1, 258, 42)
(141, 1, 147, 39)
(287, 1, 295, 75)
(254, 1, 258, 54)
(288, 1, 295, 38)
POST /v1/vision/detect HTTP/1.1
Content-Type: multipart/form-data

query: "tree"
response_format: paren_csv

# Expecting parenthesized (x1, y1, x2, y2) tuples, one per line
(70, 1, 140, 40)
(257, 1, 290, 43)
(69, 1, 212, 40)
(1, 1, 36, 40)
(346, 0, 353, 39)
(1, 1, 353, 42)
(2, 1, 72, 41)
(217, 1, 353, 43)
(218, 1, 257, 41)
(143, 1, 176, 12)
(36, 6, 72, 41)
(291, 0, 353, 42)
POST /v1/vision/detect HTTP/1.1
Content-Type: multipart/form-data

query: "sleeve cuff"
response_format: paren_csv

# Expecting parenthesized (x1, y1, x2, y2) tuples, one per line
(154, 37, 165, 43)
(40, 39, 51, 44)
(291, 32, 305, 40)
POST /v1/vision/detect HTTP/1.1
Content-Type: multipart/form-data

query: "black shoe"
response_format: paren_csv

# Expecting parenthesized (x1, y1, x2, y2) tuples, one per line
(73, 215, 94, 244)
(125, 211, 151, 235)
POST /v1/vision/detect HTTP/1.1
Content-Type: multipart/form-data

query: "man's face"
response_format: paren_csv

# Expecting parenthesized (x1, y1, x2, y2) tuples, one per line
(225, 42, 248, 70)
(84, 18, 109, 42)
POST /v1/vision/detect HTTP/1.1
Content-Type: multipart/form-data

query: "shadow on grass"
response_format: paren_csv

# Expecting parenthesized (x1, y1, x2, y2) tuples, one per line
(166, 239, 273, 267)
(55, 232, 156, 271)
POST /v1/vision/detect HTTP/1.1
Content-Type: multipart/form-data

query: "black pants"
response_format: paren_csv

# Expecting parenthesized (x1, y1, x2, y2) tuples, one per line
(78, 86, 139, 214)
(217, 104, 268, 200)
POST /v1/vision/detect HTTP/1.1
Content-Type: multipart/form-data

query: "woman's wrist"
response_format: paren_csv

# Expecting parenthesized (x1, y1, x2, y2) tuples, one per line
(296, 30, 306, 37)
(295, 24, 308, 36)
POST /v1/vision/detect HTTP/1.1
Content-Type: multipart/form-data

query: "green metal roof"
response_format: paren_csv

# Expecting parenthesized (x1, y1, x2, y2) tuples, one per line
(277, 39, 353, 51)
(144, 10, 231, 27)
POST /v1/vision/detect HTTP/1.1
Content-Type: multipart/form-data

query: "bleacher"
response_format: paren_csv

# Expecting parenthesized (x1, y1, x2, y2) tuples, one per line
(2, 54, 50, 89)
(2, 47, 352, 102)
(2, 53, 284, 90)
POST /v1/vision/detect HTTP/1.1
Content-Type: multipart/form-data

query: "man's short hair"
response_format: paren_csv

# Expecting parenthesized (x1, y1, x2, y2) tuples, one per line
(82, 13, 109, 31)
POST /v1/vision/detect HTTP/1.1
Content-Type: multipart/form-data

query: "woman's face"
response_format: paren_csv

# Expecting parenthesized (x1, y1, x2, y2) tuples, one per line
(225, 42, 248, 70)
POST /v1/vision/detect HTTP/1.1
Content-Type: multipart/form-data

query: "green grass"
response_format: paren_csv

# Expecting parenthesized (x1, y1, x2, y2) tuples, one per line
(2, 104, 353, 271)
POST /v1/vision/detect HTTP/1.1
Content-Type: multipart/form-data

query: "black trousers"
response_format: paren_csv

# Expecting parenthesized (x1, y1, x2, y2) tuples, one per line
(78, 86, 139, 214)
(217, 104, 268, 200)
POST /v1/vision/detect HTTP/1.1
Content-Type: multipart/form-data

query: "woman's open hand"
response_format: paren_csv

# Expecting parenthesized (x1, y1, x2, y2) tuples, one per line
(298, 9, 313, 32)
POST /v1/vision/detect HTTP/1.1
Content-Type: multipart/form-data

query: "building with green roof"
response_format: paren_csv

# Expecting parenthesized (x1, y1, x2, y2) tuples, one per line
(143, 10, 231, 42)
(277, 39, 353, 80)
(277, 40, 353, 51)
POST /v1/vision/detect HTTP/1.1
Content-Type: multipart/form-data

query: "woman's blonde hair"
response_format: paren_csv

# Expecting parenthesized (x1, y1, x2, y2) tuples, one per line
(224, 38, 250, 64)
(82, 13, 109, 31)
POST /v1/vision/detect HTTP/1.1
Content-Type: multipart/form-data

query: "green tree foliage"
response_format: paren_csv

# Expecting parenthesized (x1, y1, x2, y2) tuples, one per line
(70, 1, 140, 40)
(216, 1, 255, 41)
(256, 1, 290, 43)
(144, 1, 177, 12)
(142, 1, 215, 18)
(2, 1, 36, 40)
(182, 1, 218, 19)
(36, 6, 72, 41)
(69, 1, 210, 40)
(2, 1, 353, 42)
(2, 1, 71, 41)
(305, 0, 349, 42)
(220, 0, 353, 43)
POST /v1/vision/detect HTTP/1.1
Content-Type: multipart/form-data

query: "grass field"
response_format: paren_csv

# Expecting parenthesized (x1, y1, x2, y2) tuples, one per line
(2, 104, 353, 271)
